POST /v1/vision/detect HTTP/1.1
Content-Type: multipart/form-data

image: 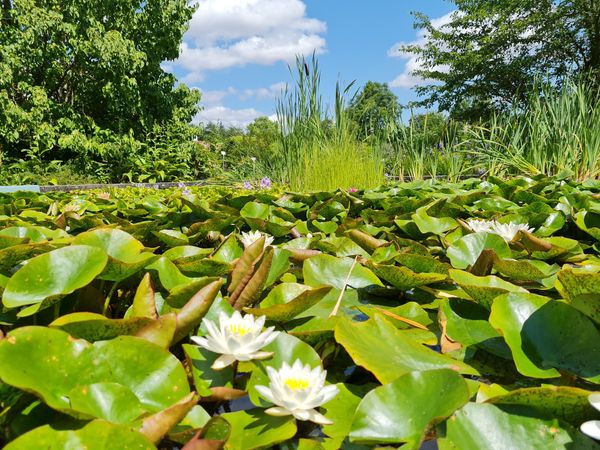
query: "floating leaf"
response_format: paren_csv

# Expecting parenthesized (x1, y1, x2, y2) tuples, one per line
(449, 269, 528, 309)
(485, 386, 598, 424)
(334, 315, 477, 384)
(369, 262, 447, 290)
(4, 420, 155, 450)
(0, 327, 190, 415)
(243, 286, 332, 322)
(2, 245, 108, 308)
(447, 233, 511, 270)
(490, 292, 600, 381)
(349, 369, 470, 446)
(222, 409, 296, 450)
(412, 206, 458, 235)
(442, 402, 594, 450)
(303, 254, 382, 289)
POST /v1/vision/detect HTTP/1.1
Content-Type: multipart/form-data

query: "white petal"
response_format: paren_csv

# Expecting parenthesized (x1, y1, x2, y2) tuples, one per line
(255, 314, 266, 328)
(292, 409, 312, 421)
(303, 384, 339, 409)
(319, 384, 340, 404)
(589, 393, 600, 411)
(254, 385, 277, 404)
(581, 420, 600, 440)
(248, 351, 274, 360)
(211, 354, 236, 370)
(265, 406, 293, 416)
(266, 365, 280, 381)
(190, 336, 209, 347)
(295, 408, 333, 425)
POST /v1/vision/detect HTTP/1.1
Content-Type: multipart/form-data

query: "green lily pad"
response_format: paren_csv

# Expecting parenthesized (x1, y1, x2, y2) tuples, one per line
(349, 369, 470, 446)
(492, 258, 557, 282)
(303, 254, 382, 289)
(369, 262, 447, 290)
(244, 286, 332, 322)
(574, 210, 600, 241)
(485, 386, 598, 424)
(490, 293, 600, 382)
(447, 233, 511, 270)
(442, 402, 596, 450)
(449, 269, 528, 310)
(73, 229, 157, 281)
(4, 420, 155, 450)
(2, 245, 108, 308)
(222, 409, 296, 450)
(320, 383, 364, 450)
(556, 266, 600, 324)
(439, 299, 510, 359)
(68, 382, 145, 424)
(50, 313, 154, 341)
(0, 327, 190, 415)
(412, 206, 458, 235)
(334, 315, 477, 384)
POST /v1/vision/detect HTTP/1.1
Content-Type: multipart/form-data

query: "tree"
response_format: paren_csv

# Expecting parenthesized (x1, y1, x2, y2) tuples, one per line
(348, 81, 399, 139)
(0, 0, 199, 164)
(400, 0, 600, 120)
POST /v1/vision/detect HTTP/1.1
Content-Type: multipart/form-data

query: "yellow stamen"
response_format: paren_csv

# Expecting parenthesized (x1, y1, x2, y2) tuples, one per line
(228, 323, 250, 336)
(284, 378, 310, 390)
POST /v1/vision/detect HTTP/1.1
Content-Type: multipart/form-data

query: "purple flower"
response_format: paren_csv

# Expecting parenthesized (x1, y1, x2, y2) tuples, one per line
(348, 187, 358, 193)
(182, 188, 191, 195)
(260, 177, 272, 189)
(243, 181, 253, 190)
(177, 182, 186, 189)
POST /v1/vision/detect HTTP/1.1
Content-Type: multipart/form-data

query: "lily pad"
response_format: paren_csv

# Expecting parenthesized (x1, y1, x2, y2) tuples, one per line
(334, 315, 477, 384)
(442, 402, 595, 450)
(4, 420, 155, 450)
(490, 293, 600, 382)
(349, 369, 470, 446)
(303, 254, 382, 289)
(2, 245, 108, 308)
(447, 233, 511, 270)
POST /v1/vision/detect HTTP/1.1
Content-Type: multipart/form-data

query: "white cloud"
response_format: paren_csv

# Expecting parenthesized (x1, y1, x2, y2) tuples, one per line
(200, 87, 237, 106)
(194, 105, 265, 128)
(241, 82, 287, 100)
(173, 0, 326, 81)
(388, 11, 455, 88)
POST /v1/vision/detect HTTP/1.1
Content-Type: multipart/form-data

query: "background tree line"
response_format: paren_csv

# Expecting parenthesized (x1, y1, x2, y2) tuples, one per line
(0, 0, 598, 185)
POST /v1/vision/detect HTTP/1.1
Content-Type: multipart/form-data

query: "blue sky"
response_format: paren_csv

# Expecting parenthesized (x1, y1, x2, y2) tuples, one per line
(166, 0, 454, 128)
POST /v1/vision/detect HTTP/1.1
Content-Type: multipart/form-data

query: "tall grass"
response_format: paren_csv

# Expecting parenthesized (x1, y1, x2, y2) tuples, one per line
(467, 80, 600, 180)
(276, 56, 384, 191)
(385, 113, 471, 182)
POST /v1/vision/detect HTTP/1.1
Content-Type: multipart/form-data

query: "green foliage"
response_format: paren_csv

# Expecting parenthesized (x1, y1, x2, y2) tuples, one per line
(347, 81, 399, 140)
(0, 0, 200, 181)
(0, 177, 598, 448)
(466, 80, 600, 180)
(276, 56, 384, 190)
(401, 0, 600, 119)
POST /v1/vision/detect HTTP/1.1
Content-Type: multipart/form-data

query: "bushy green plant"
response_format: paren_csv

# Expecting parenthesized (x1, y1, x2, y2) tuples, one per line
(277, 56, 384, 190)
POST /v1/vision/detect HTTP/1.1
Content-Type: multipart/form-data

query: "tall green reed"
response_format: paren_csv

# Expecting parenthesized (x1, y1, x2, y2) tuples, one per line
(385, 113, 471, 182)
(467, 80, 600, 180)
(276, 56, 384, 191)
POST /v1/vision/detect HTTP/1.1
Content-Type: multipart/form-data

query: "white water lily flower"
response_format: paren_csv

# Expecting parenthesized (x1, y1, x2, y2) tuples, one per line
(581, 393, 600, 440)
(255, 360, 339, 425)
(191, 311, 278, 370)
(465, 218, 496, 233)
(240, 230, 274, 249)
(491, 221, 534, 242)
